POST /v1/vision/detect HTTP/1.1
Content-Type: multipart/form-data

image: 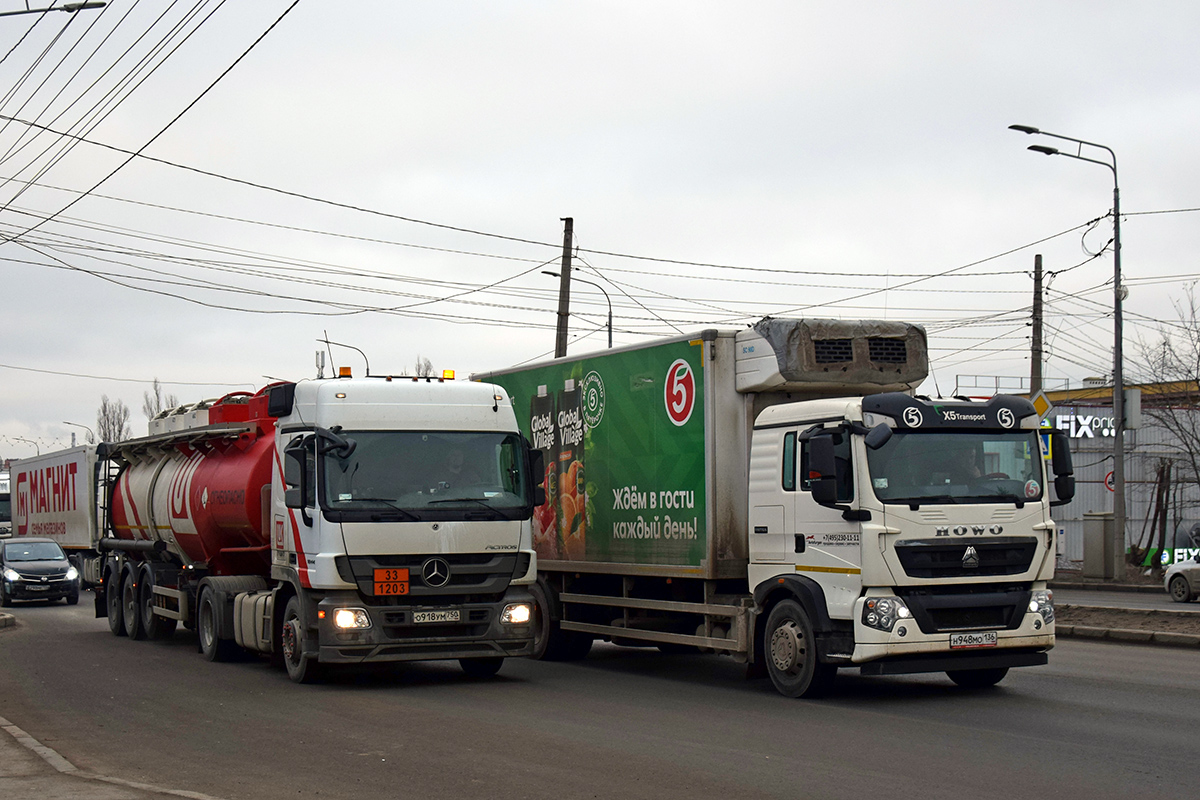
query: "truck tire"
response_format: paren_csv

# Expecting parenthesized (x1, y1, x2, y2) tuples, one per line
(105, 565, 126, 636)
(197, 587, 237, 662)
(946, 667, 1008, 689)
(281, 595, 322, 683)
(122, 567, 147, 640)
(138, 568, 177, 640)
(459, 657, 503, 678)
(764, 599, 836, 698)
(530, 580, 593, 661)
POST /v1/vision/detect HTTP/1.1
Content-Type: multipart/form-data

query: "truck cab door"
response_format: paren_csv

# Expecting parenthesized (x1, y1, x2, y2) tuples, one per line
(793, 430, 863, 619)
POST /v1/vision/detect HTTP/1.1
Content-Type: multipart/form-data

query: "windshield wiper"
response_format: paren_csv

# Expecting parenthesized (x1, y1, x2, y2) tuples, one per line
(349, 497, 421, 522)
(426, 496, 505, 518)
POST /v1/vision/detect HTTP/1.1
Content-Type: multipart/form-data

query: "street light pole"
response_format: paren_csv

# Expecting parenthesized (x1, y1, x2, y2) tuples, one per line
(13, 436, 39, 455)
(544, 270, 612, 348)
(63, 421, 96, 444)
(0, 2, 106, 18)
(1010, 124, 1126, 553)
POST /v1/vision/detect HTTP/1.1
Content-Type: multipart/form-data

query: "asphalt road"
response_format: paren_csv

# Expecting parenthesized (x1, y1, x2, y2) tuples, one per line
(2, 595, 1198, 800)
(1054, 587, 1200, 612)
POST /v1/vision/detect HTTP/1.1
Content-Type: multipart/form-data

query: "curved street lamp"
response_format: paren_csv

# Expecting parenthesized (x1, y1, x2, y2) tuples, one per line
(63, 421, 97, 445)
(12, 436, 39, 455)
(1009, 124, 1126, 550)
(543, 270, 613, 348)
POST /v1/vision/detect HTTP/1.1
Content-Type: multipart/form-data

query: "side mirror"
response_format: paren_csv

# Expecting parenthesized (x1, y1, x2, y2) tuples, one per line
(1050, 431, 1073, 476)
(530, 449, 546, 487)
(283, 439, 308, 510)
(864, 423, 892, 451)
(808, 436, 838, 506)
(1049, 431, 1075, 506)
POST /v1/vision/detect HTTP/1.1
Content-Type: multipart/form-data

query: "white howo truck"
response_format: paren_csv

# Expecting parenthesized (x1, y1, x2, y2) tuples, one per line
(481, 318, 1076, 698)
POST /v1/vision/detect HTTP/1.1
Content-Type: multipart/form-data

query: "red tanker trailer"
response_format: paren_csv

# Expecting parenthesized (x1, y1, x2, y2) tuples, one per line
(93, 375, 543, 682)
(109, 389, 276, 579)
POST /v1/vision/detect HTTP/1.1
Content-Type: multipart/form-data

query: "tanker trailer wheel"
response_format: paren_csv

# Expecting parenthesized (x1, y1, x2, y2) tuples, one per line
(764, 599, 836, 698)
(281, 595, 323, 683)
(197, 587, 237, 662)
(122, 566, 147, 640)
(105, 565, 126, 636)
(138, 567, 177, 640)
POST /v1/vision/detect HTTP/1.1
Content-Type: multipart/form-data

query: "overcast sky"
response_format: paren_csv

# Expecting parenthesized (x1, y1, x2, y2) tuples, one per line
(1, 1, 1197, 459)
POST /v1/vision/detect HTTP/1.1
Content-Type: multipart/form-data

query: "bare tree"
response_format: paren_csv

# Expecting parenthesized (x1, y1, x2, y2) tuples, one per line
(97, 395, 132, 443)
(142, 378, 179, 420)
(415, 355, 434, 378)
(1133, 286, 1200, 567)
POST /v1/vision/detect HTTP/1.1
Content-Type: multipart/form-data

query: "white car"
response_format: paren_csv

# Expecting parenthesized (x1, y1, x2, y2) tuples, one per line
(1165, 555, 1200, 603)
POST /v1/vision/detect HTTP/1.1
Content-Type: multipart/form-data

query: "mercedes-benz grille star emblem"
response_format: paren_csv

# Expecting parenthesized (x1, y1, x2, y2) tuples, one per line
(421, 557, 451, 588)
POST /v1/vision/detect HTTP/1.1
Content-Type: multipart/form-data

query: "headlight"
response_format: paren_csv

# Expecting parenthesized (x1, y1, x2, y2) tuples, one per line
(65, 566, 79, 581)
(2, 568, 19, 582)
(1028, 590, 1054, 625)
(501, 603, 532, 625)
(862, 596, 911, 632)
(333, 608, 372, 629)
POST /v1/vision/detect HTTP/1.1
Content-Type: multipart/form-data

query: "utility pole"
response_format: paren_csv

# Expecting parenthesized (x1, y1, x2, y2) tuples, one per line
(1031, 254, 1043, 395)
(554, 217, 574, 358)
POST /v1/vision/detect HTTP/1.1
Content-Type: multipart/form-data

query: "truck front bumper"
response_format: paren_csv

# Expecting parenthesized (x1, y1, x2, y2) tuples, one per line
(849, 590, 1055, 671)
(315, 587, 535, 664)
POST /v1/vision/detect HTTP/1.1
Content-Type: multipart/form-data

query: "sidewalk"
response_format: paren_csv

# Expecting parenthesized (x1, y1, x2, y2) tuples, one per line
(0, 713, 226, 800)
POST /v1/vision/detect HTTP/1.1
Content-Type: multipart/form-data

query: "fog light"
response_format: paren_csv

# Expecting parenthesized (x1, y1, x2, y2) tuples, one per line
(333, 608, 372, 629)
(501, 603, 532, 625)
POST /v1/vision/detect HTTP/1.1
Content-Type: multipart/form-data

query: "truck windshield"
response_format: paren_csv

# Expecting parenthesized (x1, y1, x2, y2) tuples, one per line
(320, 430, 530, 520)
(865, 430, 1044, 505)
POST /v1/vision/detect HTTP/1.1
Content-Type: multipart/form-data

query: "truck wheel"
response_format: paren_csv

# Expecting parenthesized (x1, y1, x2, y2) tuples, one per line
(947, 667, 1008, 689)
(530, 580, 566, 660)
(459, 657, 503, 678)
(105, 566, 126, 636)
(764, 599, 836, 698)
(139, 570, 177, 639)
(122, 570, 147, 640)
(530, 580, 593, 661)
(1168, 575, 1193, 603)
(197, 587, 236, 662)
(281, 595, 322, 683)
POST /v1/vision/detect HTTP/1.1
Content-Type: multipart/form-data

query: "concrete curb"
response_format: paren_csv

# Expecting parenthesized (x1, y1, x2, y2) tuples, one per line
(1049, 580, 1165, 594)
(0, 612, 14, 629)
(1055, 624, 1200, 648)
